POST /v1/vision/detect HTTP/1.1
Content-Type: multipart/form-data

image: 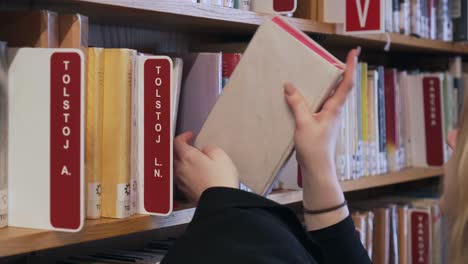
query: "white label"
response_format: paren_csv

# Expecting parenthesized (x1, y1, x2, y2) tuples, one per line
(87, 183, 101, 219)
(238, 0, 251, 10)
(116, 183, 132, 218)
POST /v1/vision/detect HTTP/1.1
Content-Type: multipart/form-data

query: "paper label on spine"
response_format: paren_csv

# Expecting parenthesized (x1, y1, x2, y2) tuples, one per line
(87, 182, 101, 219)
(116, 183, 132, 218)
(50, 52, 82, 230)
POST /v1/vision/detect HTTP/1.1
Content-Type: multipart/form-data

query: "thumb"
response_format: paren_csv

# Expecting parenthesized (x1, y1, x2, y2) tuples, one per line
(284, 83, 311, 128)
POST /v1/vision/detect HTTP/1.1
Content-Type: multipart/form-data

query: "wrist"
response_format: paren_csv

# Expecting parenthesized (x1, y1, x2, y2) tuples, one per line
(304, 206, 349, 231)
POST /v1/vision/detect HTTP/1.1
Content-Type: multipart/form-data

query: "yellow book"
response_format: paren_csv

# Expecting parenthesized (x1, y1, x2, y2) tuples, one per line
(85, 48, 104, 219)
(361, 63, 368, 176)
(101, 48, 136, 218)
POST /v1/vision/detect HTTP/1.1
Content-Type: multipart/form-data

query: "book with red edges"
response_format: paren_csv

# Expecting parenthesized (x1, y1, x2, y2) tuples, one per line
(134, 55, 173, 216)
(8, 48, 84, 232)
(222, 53, 241, 88)
(194, 16, 344, 195)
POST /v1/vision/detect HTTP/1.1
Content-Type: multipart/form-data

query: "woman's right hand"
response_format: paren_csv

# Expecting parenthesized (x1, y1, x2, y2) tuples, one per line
(284, 48, 359, 230)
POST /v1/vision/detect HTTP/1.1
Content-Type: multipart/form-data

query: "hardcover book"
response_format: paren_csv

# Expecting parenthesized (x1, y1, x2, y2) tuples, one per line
(194, 16, 344, 195)
(8, 48, 84, 232)
(0, 42, 6, 228)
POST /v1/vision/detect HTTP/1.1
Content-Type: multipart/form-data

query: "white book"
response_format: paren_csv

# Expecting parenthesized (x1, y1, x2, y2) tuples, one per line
(344, 95, 352, 180)
(385, 0, 394, 32)
(224, 0, 234, 8)
(411, 0, 421, 36)
(8, 48, 85, 232)
(194, 17, 344, 195)
(407, 73, 445, 167)
(133, 55, 174, 216)
(211, 0, 224, 6)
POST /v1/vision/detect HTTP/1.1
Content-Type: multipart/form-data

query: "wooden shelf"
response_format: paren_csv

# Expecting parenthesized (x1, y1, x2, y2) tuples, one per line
(36, 0, 468, 54)
(0, 167, 442, 257)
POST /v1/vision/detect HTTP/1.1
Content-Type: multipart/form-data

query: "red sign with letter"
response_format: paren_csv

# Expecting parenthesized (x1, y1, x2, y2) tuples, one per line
(273, 0, 295, 12)
(345, 0, 384, 34)
(50, 52, 82, 230)
(423, 77, 444, 166)
(144, 58, 172, 215)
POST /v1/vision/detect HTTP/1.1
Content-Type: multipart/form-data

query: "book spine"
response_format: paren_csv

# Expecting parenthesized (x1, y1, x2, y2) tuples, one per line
(422, 76, 444, 166)
(361, 63, 368, 177)
(356, 63, 363, 178)
(393, 0, 401, 32)
(222, 53, 241, 88)
(453, 0, 467, 41)
(372, 71, 380, 176)
(0, 42, 6, 228)
(400, 0, 411, 35)
(237, 0, 251, 10)
(211, 0, 224, 6)
(409, 209, 431, 264)
(411, 0, 421, 36)
(437, 0, 453, 41)
(366, 211, 375, 260)
(386, 0, 394, 32)
(224, 0, 235, 8)
(101, 49, 136, 219)
(378, 66, 388, 174)
(429, 0, 436, 39)
(398, 206, 409, 264)
(85, 48, 104, 219)
(384, 69, 399, 172)
(431, 204, 442, 264)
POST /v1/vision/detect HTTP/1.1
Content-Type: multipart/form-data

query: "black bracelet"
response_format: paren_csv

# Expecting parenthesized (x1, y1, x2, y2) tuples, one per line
(303, 200, 348, 215)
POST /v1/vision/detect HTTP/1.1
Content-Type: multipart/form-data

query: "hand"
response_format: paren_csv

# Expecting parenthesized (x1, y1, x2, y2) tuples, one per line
(284, 48, 360, 230)
(174, 132, 240, 203)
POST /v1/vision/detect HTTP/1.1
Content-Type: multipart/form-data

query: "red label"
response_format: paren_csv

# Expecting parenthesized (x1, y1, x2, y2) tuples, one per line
(410, 211, 430, 264)
(423, 77, 444, 166)
(273, 0, 295, 12)
(50, 52, 82, 230)
(272, 17, 344, 70)
(345, 0, 382, 32)
(144, 58, 172, 214)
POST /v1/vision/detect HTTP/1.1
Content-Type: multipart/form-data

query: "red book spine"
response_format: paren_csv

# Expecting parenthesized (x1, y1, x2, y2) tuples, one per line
(410, 210, 431, 264)
(422, 76, 444, 166)
(222, 53, 242, 80)
(384, 70, 398, 158)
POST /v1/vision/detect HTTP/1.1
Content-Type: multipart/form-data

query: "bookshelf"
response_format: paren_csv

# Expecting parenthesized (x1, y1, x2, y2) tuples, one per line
(41, 0, 468, 54)
(0, 167, 442, 257)
(0, 0, 458, 261)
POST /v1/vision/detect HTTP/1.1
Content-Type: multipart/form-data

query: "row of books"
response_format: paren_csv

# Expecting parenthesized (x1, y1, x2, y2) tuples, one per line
(195, 0, 251, 10)
(295, 0, 468, 42)
(276, 58, 466, 188)
(350, 196, 443, 264)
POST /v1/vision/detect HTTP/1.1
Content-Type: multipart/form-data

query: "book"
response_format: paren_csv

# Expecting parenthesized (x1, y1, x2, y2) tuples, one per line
(377, 66, 388, 174)
(0, 42, 6, 228)
(176, 53, 222, 137)
(406, 74, 445, 167)
(101, 48, 136, 219)
(194, 16, 344, 195)
(134, 55, 173, 216)
(409, 207, 432, 264)
(171, 58, 184, 137)
(366, 211, 375, 260)
(222, 53, 241, 88)
(373, 208, 390, 264)
(8, 48, 84, 231)
(393, 0, 400, 32)
(384, 69, 399, 172)
(397, 205, 409, 264)
(400, 0, 411, 35)
(453, 0, 467, 41)
(294, 0, 318, 21)
(361, 63, 369, 176)
(411, 0, 421, 36)
(251, 0, 297, 15)
(352, 212, 368, 248)
(437, 0, 452, 41)
(58, 13, 88, 52)
(0, 10, 59, 48)
(318, 0, 344, 23)
(85, 48, 104, 219)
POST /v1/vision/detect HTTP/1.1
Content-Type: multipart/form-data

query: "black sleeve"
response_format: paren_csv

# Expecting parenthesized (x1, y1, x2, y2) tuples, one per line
(308, 216, 372, 264)
(162, 187, 371, 264)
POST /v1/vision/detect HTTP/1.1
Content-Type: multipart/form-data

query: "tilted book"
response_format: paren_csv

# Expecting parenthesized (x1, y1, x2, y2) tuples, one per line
(194, 16, 344, 195)
(8, 48, 84, 232)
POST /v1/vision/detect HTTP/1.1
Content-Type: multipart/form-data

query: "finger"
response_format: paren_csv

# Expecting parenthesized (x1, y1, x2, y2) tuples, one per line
(447, 129, 458, 150)
(322, 48, 360, 115)
(284, 83, 311, 127)
(174, 131, 196, 160)
(202, 144, 226, 160)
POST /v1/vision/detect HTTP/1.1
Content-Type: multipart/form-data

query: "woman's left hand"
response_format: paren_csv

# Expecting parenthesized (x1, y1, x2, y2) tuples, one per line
(174, 132, 240, 203)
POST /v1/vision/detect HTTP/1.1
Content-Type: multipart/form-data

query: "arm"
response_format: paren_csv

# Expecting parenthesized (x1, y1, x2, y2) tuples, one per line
(162, 187, 320, 264)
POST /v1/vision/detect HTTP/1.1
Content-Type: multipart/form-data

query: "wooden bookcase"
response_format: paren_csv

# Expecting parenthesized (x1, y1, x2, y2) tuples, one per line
(0, 0, 455, 260)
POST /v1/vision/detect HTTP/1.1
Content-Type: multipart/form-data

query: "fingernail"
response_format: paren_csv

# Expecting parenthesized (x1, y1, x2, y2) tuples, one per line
(284, 83, 295, 95)
(356, 46, 361, 57)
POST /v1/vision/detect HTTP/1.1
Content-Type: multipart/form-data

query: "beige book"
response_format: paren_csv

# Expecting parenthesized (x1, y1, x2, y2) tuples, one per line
(85, 48, 104, 219)
(101, 49, 136, 218)
(194, 16, 344, 195)
(352, 212, 368, 248)
(373, 208, 390, 264)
